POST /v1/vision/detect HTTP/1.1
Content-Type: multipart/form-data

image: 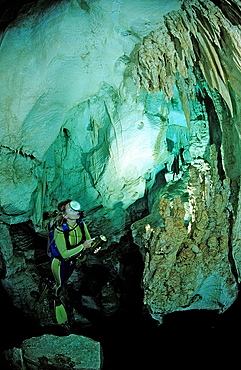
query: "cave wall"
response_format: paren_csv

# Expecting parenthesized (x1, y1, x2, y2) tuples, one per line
(1, 0, 241, 327)
(131, 0, 241, 322)
(0, 0, 183, 232)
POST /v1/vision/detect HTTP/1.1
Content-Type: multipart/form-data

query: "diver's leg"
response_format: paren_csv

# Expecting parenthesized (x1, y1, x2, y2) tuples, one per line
(51, 258, 68, 324)
(51, 258, 62, 296)
(63, 260, 76, 282)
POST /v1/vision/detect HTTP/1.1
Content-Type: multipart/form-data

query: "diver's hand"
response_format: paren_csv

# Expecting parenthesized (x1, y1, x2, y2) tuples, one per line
(83, 239, 94, 249)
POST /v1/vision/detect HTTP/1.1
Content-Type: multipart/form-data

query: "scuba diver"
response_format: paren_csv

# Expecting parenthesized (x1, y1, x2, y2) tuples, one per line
(47, 199, 94, 325)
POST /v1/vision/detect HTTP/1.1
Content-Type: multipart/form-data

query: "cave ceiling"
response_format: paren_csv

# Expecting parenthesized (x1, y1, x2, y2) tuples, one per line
(0, 0, 240, 31)
(0, 0, 64, 31)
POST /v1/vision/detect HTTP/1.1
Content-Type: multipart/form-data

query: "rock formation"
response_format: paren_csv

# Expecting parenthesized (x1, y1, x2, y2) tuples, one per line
(132, 145, 238, 323)
(4, 334, 102, 370)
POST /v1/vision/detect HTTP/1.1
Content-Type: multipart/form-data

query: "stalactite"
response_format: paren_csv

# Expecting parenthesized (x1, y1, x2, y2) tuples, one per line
(135, 0, 241, 121)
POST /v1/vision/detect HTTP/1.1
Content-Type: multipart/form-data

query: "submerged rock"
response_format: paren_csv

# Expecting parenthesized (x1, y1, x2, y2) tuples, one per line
(4, 334, 103, 370)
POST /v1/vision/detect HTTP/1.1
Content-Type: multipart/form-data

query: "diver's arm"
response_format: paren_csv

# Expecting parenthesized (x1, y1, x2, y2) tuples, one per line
(54, 229, 84, 259)
(84, 222, 91, 240)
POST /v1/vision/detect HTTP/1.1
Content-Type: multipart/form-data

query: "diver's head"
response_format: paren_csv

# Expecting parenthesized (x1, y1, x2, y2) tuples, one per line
(57, 199, 83, 222)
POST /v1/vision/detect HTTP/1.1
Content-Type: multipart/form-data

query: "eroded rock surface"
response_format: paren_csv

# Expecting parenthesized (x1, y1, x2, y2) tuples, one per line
(4, 334, 102, 370)
(132, 146, 238, 323)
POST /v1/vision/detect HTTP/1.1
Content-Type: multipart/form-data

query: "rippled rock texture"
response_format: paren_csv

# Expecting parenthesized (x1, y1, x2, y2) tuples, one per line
(132, 146, 238, 323)
(4, 334, 102, 370)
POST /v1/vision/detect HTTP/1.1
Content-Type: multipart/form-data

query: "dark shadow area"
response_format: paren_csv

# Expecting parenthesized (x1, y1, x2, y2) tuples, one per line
(0, 283, 44, 369)
(90, 291, 241, 369)
(0, 222, 240, 369)
(1, 205, 240, 369)
(0, 0, 66, 31)
(1, 266, 241, 369)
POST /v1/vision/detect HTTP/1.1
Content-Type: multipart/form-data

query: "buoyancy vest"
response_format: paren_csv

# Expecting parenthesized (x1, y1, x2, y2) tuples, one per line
(47, 220, 86, 260)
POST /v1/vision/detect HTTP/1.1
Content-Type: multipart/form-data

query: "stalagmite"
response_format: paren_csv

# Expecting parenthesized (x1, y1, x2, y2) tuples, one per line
(140, 146, 238, 323)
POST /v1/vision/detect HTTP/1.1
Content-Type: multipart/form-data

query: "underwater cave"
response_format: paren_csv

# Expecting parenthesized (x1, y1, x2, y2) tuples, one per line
(1, 0, 241, 368)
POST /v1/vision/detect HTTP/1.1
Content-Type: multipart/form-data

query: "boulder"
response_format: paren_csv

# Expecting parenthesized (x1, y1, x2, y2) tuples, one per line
(4, 334, 103, 370)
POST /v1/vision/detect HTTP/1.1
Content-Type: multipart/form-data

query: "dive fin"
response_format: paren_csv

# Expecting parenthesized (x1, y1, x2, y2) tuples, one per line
(54, 297, 68, 324)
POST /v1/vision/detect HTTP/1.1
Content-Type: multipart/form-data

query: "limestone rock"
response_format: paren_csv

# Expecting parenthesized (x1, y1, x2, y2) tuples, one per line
(135, 0, 241, 120)
(231, 179, 241, 281)
(0, 0, 182, 233)
(133, 146, 238, 323)
(4, 334, 103, 370)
